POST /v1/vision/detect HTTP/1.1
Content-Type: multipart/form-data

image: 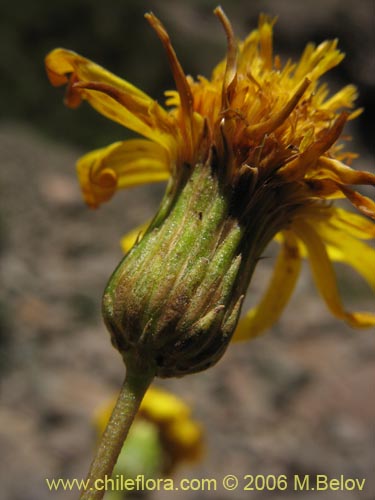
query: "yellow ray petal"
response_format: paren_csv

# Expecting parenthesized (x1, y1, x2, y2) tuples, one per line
(166, 418, 203, 462)
(46, 48, 148, 97)
(307, 208, 375, 292)
(293, 220, 375, 327)
(294, 39, 344, 82)
(76, 139, 170, 208)
(233, 231, 301, 341)
(312, 157, 375, 186)
(45, 48, 176, 150)
(73, 80, 176, 148)
(325, 240, 375, 291)
(120, 221, 151, 254)
(321, 84, 358, 112)
(338, 184, 375, 220)
(328, 207, 375, 239)
(293, 206, 375, 240)
(275, 207, 375, 291)
(214, 7, 238, 109)
(145, 12, 194, 159)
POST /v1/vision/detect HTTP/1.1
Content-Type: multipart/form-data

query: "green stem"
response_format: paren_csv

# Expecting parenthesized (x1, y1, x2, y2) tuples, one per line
(80, 357, 155, 500)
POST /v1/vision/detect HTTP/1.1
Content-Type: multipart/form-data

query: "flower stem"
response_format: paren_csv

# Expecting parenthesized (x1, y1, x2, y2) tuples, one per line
(80, 356, 155, 500)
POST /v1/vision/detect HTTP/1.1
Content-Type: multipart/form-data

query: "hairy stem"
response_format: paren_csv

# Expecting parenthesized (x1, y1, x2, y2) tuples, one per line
(80, 356, 155, 500)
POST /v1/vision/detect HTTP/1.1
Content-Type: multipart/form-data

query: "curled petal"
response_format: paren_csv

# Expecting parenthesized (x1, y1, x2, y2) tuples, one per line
(45, 48, 176, 150)
(145, 12, 194, 160)
(312, 157, 375, 186)
(233, 231, 301, 341)
(338, 184, 375, 219)
(214, 6, 238, 109)
(293, 220, 375, 327)
(46, 48, 150, 100)
(77, 139, 170, 208)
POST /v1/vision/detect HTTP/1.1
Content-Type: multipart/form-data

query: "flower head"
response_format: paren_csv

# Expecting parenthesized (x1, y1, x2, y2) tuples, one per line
(45, 9, 374, 373)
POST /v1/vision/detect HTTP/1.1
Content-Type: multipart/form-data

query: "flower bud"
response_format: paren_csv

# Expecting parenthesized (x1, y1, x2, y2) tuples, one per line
(102, 159, 281, 377)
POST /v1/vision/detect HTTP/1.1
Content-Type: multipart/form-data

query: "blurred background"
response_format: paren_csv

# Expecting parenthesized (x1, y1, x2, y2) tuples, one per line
(0, 0, 374, 499)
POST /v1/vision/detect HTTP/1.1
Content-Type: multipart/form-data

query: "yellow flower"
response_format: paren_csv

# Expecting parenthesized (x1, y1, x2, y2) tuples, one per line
(45, 8, 375, 351)
(95, 386, 203, 474)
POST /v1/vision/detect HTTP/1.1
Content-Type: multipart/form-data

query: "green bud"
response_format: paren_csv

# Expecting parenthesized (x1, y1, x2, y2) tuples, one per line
(102, 160, 280, 377)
